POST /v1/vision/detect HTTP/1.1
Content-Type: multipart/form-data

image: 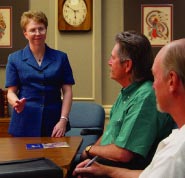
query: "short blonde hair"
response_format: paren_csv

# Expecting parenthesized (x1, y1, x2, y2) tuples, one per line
(20, 10, 48, 31)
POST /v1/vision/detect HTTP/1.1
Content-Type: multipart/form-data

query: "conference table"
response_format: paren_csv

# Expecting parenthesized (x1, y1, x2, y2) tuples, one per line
(0, 136, 82, 177)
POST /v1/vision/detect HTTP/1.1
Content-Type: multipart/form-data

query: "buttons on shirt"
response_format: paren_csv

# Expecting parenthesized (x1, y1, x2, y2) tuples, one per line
(40, 81, 45, 86)
(38, 71, 43, 74)
(123, 96, 130, 104)
(40, 91, 45, 96)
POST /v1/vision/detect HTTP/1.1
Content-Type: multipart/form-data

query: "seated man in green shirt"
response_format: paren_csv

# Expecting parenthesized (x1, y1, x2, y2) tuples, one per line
(80, 31, 174, 169)
(73, 38, 185, 178)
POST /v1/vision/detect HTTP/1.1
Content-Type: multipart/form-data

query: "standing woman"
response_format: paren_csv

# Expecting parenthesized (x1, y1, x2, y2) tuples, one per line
(5, 10, 75, 137)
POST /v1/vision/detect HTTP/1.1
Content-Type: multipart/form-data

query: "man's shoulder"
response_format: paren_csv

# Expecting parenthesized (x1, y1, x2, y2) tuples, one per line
(135, 81, 154, 97)
(139, 80, 153, 89)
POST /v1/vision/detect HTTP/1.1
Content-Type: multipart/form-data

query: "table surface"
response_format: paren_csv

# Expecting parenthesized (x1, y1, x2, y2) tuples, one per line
(0, 136, 82, 170)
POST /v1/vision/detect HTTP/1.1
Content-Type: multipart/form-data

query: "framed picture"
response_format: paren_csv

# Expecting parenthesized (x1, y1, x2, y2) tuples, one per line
(0, 0, 28, 67)
(141, 4, 173, 47)
(0, 6, 12, 48)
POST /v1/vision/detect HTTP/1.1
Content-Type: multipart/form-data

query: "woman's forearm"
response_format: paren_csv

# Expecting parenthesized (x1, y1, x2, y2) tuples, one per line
(60, 85, 73, 117)
(7, 87, 19, 107)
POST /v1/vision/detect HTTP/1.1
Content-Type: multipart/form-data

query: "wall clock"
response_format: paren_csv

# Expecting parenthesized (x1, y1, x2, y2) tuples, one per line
(58, 0, 92, 31)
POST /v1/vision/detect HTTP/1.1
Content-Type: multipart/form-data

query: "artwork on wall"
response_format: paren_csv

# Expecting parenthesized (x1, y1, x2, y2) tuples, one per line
(0, 0, 28, 67)
(124, 0, 185, 56)
(141, 4, 173, 47)
(0, 6, 12, 48)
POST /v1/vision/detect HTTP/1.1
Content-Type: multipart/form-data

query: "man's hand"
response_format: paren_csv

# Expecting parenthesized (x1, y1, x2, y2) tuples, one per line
(73, 159, 107, 178)
(73, 159, 142, 178)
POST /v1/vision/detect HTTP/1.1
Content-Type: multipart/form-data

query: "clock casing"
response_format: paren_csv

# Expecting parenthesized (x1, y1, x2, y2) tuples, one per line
(58, 0, 92, 31)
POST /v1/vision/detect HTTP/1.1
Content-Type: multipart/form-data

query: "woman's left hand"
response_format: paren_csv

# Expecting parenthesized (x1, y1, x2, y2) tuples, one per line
(51, 119, 67, 137)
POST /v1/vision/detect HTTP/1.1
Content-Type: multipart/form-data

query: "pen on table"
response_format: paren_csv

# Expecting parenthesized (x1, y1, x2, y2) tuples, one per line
(84, 156, 98, 168)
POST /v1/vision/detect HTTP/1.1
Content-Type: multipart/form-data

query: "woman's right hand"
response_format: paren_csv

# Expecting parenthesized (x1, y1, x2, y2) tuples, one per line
(7, 86, 26, 114)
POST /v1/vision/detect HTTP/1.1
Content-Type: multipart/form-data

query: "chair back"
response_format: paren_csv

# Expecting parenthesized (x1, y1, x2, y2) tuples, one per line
(68, 101, 105, 128)
(65, 101, 105, 175)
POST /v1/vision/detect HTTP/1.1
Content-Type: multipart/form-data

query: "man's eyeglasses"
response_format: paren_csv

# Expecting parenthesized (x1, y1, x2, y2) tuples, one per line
(27, 27, 46, 35)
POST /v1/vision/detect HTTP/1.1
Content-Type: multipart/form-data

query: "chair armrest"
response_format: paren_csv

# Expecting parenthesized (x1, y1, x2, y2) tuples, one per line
(80, 128, 103, 136)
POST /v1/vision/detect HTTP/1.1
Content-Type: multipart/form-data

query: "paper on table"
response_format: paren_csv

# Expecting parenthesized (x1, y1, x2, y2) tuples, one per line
(26, 142, 70, 150)
(42, 142, 70, 148)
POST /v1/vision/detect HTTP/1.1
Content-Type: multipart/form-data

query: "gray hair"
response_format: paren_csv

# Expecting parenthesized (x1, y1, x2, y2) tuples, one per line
(162, 39, 185, 85)
(115, 31, 154, 81)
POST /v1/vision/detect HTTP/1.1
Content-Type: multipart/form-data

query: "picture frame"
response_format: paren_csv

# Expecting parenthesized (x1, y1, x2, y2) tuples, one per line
(141, 4, 173, 47)
(0, 6, 12, 48)
(0, 0, 28, 67)
(124, 0, 184, 57)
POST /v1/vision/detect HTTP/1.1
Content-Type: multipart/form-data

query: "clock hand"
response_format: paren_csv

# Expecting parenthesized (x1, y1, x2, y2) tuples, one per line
(65, 4, 80, 19)
(74, 11, 78, 19)
(65, 4, 75, 12)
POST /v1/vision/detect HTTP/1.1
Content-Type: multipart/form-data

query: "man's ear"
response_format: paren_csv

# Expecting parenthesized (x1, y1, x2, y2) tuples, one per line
(168, 71, 179, 92)
(125, 60, 133, 73)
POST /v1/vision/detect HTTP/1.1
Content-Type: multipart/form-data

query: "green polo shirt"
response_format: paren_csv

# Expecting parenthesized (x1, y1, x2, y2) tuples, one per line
(101, 81, 173, 158)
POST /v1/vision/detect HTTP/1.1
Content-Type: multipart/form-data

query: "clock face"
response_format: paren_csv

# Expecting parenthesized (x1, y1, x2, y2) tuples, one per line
(63, 0, 87, 27)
